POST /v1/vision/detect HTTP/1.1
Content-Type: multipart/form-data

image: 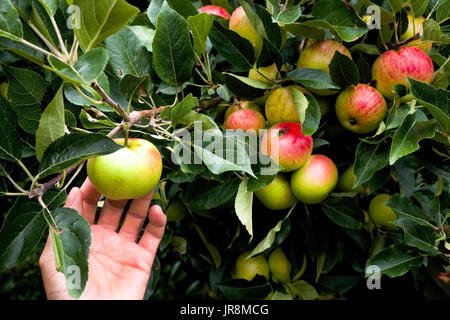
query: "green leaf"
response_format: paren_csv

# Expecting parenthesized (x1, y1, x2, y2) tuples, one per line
(329, 51, 359, 87)
(386, 103, 411, 130)
(38, 133, 123, 178)
(304, 0, 369, 42)
(152, 2, 195, 87)
(0, 98, 22, 162)
(0, 190, 66, 270)
(128, 26, 155, 52)
(322, 198, 364, 230)
(254, 5, 282, 49)
(290, 280, 319, 300)
(176, 111, 220, 133)
(224, 73, 274, 100)
(35, 85, 65, 161)
(48, 47, 109, 85)
(350, 43, 381, 56)
(3, 65, 47, 106)
(187, 13, 213, 56)
(209, 20, 255, 71)
(194, 225, 221, 268)
(147, 0, 164, 26)
(235, 180, 253, 237)
(386, 195, 444, 256)
(79, 109, 115, 130)
(239, 0, 266, 39)
(302, 95, 321, 136)
(170, 93, 199, 124)
(256, 37, 284, 70)
(288, 86, 308, 123)
(408, 78, 449, 134)
(354, 141, 390, 187)
(51, 208, 91, 299)
(37, 0, 57, 15)
(284, 23, 326, 40)
(286, 68, 340, 91)
(422, 19, 450, 44)
(73, 0, 139, 52)
(366, 246, 424, 278)
(105, 26, 152, 78)
(0, 0, 23, 40)
(218, 276, 271, 300)
(409, 0, 430, 17)
(167, 0, 198, 19)
(189, 179, 240, 210)
(389, 113, 437, 165)
(119, 74, 150, 102)
(266, 0, 302, 24)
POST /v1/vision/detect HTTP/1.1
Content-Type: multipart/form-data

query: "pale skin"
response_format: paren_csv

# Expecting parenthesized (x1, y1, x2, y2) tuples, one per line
(39, 178, 167, 300)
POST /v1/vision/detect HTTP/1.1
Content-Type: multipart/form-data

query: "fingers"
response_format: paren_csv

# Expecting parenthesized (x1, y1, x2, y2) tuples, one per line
(118, 192, 154, 241)
(64, 187, 83, 214)
(138, 205, 167, 255)
(97, 198, 128, 231)
(79, 178, 101, 224)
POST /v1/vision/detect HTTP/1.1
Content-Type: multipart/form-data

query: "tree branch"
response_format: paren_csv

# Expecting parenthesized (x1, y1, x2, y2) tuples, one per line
(393, 32, 421, 49)
(90, 81, 131, 122)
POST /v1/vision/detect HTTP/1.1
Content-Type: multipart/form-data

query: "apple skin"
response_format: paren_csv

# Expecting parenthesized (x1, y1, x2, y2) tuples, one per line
(316, 96, 330, 116)
(255, 174, 297, 210)
(261, 122, 313, 172)
(399, 12, 432, 53)
(0, 82, 7, 99)
(265, 85, 313, 125)
(199, 5, 230, 19)
(248, 63, 278, 82)
(166, 198, 188, 222)
(335, 84, 387, 134)
(230, 6, 263, 56)
(234, 251, 270, 281)
(372, 46, 434, 100)
(224, 100, 262, 120)
(268, 247, 291, 283)
(224, 108, 266, 134)
(87, 138, 162, 200)
(368, 194, 398, 230)
(338, 164, 366, 194)
(290, 154, 338, 204)
(297, 40, 352, 76)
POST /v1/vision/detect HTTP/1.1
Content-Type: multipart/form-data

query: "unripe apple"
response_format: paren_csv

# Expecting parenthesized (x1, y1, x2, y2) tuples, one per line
(261, 122, 313, 172)
(368, 194, 398, 230)
(199, 5, 230, 19)
(335, 84, 387, 134)
(166, 198, 188, 222)
(0, 82, 7, 99)
(224, 108, 266, 134)
(372, 46, 433, 100)
(248, 63, 278, 82)
(230, 6, 263, 56)
(316, 96, 330, 116)
(338, 164, 366, 194)
(224, 100, 262, 120)
(87, 138, 163, 200)
(291, 154, 338, 204)
(254, 174, 297, 210)
(234, 251, 270, 281)
(268, 247, 291, 283)
(399, 12, 432, 53)
(297, 40, 352, 76)
(265, 85, 312, 125)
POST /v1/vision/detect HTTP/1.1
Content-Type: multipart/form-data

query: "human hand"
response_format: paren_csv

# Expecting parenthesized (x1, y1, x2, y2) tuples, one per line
(39, 178, 167, 300)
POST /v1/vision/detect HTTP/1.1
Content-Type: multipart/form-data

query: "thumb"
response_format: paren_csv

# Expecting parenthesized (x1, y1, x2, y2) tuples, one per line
(64, 187, 83, 215)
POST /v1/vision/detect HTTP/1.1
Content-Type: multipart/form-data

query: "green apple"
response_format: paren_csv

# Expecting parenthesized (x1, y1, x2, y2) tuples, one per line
(265, 85, 313, 125)
(335, 84, 387, 134)
(234, 250, 270, 281)
(368, 194, 398, 230)
(255, 174, 297, 210)
(291, 154, 338, 204)
(87, 138, 163, 200)
(261, 122, 313, 172)
(316, 96, 330, 116)
(268, 247, 291, 283)
(338, 164, 366, 194)
(166, 198, 188, 222)
(248, 63, 278, 82)
(399, 12, 432, 53)
(0, 82, 8, 99)
(372, 46, 434, 100)
(230, 6, 263, 56)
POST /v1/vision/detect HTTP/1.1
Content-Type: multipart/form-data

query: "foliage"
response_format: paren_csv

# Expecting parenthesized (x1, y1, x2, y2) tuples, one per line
(0, 0, 449, 300)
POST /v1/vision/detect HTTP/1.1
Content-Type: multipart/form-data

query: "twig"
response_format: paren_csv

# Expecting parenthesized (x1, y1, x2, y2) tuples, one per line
(393, 33, 421, 49)
(28, 22, 63, 58)
(90, 81, 131, 122)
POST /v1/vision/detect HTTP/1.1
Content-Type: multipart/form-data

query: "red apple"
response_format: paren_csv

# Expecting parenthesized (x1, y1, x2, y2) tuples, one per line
(87, 138, 163, 200)
(224, 108, 266, 134)
(230, 6, 263, 55)
(224, 100, 262, 120)
(199, 5, 230, 19)
(261, 122, 313, 172)
(335, 84, 387, 134)
(372, 46, 434, 100)
(290, 154, 338, 204)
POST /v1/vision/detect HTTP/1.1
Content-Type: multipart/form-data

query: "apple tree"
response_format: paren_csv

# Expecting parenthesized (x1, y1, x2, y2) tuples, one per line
(0, 0, 449, 299)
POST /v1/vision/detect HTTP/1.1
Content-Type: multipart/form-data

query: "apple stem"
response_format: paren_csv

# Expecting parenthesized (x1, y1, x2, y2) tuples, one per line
(392, 32, 421, 49)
